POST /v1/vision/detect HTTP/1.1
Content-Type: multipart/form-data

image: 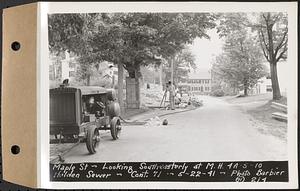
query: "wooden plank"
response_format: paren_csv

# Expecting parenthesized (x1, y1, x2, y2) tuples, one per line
(271, 102, 287, 109)
(271, 102, 287, 113)
(272, 112, 288, 122)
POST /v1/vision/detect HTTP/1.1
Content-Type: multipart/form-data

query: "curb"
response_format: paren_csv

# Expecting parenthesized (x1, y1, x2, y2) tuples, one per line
(156, 106, 198, 119)
(122, 106, 199, 125)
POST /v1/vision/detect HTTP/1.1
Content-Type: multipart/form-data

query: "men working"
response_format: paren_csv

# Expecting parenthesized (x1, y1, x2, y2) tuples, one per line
(166, 81, 175, 110)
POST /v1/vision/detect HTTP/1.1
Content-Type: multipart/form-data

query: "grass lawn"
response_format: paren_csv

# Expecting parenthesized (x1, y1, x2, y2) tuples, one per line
(223, 93, 287, 141)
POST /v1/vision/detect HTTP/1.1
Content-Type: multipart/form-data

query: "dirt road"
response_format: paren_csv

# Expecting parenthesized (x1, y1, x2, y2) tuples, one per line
(61, 96, 287, 163)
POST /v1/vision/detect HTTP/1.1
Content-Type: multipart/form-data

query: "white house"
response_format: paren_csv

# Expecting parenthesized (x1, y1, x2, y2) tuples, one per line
(178, 70, 212, 95)
(61, 51, 77, 82)
(252, 60, 288, 95)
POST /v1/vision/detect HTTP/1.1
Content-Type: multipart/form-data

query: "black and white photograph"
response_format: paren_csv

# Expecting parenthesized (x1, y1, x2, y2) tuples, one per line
(44, 2, 297, 188)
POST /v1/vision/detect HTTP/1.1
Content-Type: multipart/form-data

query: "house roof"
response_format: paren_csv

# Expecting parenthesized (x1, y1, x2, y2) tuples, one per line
(188, 70, 211, 79)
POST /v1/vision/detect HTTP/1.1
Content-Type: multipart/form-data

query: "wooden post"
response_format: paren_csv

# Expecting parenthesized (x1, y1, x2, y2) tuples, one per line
(171, 58, 174, 85)
(160, 63, 163, 90)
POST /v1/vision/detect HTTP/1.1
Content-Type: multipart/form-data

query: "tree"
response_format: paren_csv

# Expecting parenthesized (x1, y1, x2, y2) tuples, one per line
(213, 32, 267, 96)
(254, 13, 288, 100)
(48, 13, 217, 109)
(217, 12, 288, 100)
(48, 14, 85, 55)
(164, 47, 196, 84)
(91, 13, 216, 107)
(49, 13, 105, 85)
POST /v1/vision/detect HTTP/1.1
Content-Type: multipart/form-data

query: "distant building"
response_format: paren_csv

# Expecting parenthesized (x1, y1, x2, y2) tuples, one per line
(50, 51, 118, 87)
(49, 50, 77, 82)
(248, 60, 287, 95)
(178, 70, 212, 95)
(61, 51, 77, 82)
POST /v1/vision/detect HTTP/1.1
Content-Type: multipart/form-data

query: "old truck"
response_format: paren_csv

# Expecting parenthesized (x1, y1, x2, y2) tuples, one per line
(50, 85, 121, 154)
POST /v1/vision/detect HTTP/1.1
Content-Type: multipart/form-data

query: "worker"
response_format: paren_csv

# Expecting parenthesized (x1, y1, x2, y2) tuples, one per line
(61, 79, 69, 87)
(166, 81, 175, 110)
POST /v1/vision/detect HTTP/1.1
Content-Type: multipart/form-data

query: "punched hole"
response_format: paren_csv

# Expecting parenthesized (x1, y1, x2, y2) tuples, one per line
(11, 41, 21, 51)
(11, 145, 20, 155)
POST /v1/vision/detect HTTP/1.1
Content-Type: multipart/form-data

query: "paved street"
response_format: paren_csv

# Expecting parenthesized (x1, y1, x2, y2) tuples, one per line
(61, 96, 287, 163)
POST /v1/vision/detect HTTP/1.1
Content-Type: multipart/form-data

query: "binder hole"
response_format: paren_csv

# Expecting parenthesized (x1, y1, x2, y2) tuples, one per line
(11, 145, 20, 155)
(11, 41, 21, 51)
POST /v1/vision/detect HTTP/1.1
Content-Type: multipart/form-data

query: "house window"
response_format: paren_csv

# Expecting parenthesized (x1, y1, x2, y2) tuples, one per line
(266, 85, 272, 92)
(200, 86, 203, 92)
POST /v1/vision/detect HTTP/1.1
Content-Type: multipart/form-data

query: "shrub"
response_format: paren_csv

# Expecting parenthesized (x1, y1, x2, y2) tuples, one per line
(211, 89, 225, 97)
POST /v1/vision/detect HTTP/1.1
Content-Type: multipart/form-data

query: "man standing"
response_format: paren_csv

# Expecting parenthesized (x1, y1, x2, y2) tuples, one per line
(167, 81, 175, 110)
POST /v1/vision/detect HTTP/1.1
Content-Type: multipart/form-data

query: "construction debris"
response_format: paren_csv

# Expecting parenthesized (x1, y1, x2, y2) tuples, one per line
(162, 119, 168, 125)
(145, 116, 161, 127)
(190, 97, 203, 107)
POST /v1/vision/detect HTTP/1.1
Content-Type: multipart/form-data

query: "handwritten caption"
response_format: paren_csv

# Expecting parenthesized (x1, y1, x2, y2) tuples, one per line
(50, 161, 288, 182)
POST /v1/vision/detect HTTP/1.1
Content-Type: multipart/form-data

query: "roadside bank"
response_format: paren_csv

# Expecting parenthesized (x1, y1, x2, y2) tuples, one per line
(221, 93, 287, 141)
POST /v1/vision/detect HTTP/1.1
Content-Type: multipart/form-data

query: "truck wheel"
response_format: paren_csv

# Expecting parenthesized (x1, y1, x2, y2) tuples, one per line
(86, 126, 100, 154)
(108, 102, 121, 118)
(110, 117, 121, 140)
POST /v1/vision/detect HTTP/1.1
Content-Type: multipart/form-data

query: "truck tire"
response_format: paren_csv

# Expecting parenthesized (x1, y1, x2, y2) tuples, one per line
(86, 126, 100, 154)
(108, 101, 121, 118)
(110, 117, 121, 140)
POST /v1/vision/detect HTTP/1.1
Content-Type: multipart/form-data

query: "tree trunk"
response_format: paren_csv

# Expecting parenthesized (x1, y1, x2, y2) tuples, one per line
(270, 61, 281, 100)
(87, 74, 91, 86)
(117, 64, 124, 114)
(243, 80, 248, 96)
(244, 87, 248, 96)
(125, 64, 141, 109)
(134, 65, 141, 108)
(159, 64, 163, 88)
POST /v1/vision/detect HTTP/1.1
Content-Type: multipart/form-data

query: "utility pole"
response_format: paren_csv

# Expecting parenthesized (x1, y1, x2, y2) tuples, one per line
(171, 58, 174, 85)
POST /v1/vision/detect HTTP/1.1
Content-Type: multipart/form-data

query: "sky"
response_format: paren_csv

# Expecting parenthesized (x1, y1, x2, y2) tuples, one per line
(188, 28, 224, 73)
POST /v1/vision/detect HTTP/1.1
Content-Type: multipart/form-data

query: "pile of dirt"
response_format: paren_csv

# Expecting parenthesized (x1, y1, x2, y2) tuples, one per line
(140, 83, 165, 107)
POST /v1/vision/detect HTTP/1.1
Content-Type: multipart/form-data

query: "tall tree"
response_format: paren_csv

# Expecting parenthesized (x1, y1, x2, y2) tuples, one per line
(48, 13, 217, 108)
(164, 47, 196, 84)
(49, 13, 104, 85)
(91, 13, 216, 107)
(254, 13, 288, 100)
(213, 32, 267, 96)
